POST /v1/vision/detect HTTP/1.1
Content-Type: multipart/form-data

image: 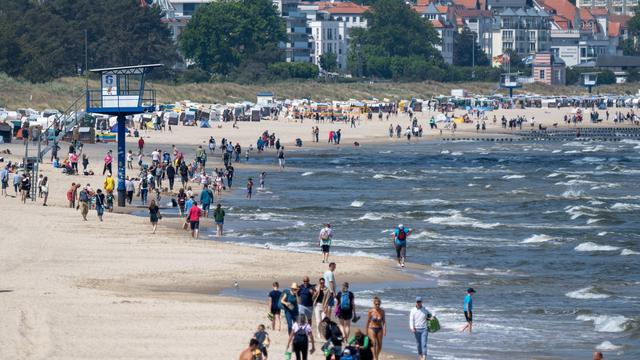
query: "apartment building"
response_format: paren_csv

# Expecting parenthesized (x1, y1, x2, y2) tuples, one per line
(576, 0, 637, 16)
(490, 8, 552, 59)
(414, 2, 456, 64)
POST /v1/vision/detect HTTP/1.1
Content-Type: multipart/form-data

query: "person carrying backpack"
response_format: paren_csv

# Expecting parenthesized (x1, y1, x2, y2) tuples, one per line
(392, 224, 412, 268)
(321, 317, 344, 360)
(335, 282, 356, 341)
(286, 315, 315, 360)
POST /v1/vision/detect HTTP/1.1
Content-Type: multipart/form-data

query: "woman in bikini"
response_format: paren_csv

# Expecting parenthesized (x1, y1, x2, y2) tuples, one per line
(366, 296, 386, 360)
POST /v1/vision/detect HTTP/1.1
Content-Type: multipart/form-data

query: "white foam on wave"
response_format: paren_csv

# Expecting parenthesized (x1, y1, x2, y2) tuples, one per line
(451, 151, 463, 156)
(555, 179, 598, 186)
(576, 314, 630, 333)
(565, 205, 600, 219)
(522, 234, 554, 243)
(574, 242, 620, 252)
(621, 249, 640, 256)
(587, 218, 602, 225)
(562, 189, 585, 198)
(354, 212, 395, 221)
(301, 171, 314, 176)
(610, 202, 640, 211)
(381, 199, 450, 206)
(598, 231, 607, 236)
(502, 174, 526, 179)
(350, 200, 364, 208)
(425, 210, 500, 229)
(552, 149, 562, 153)
(565, 286, 610, 300)
(596, 341, 624, 351)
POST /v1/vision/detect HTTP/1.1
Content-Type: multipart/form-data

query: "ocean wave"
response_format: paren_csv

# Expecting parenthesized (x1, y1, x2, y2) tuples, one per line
(561, 189, 585, 198)
(621, 249, 640, 256)
(424, 211, 500, 229)
(547, 172, 561, 178)
(354, 212, 396, 221)
(596, 341, 624, 351)
(350, 200, 364, 208)
(597, 232, 607, 236)
(576, 314, 631, 333)
(555, 179, 598, 186)
(502, 174, 526, 179)
(412, 230, 439, 240)
(521, 234, 554, 243)
(565, 205, 601, 219)
(451, 151, 463, 156)
(586, 218, 602, 224)
(574, 242, 620, 252)
(565, 286, 610, 300)
(610, 202, 640, 211)
(301, 171, 314, 176)
(380, 199, 450, 206)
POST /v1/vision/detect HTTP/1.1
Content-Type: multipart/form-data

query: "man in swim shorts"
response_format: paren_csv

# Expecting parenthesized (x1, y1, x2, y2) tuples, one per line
(461, 288, 475, 333)
(318, 223, 333, 263)
(393, 224, 412, 267)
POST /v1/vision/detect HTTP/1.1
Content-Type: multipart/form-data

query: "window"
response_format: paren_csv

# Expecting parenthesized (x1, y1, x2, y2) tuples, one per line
(529, 42, 536, 52)
(540, 69, 545, 79)
(183, 3, 197, 16)
(503, 42, 513, 50)
(503, 30, 514, 40)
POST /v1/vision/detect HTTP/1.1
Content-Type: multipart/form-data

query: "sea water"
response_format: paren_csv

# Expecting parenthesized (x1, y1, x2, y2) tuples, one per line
(216, 140, 639, 359)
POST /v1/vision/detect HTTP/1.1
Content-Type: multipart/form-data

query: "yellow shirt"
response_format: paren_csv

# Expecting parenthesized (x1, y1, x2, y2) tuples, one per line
(103, 177, 115, 192)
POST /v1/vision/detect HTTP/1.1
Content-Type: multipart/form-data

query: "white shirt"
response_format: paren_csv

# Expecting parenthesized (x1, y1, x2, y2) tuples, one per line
(151, 151, 160, 161)
(125, 180, 135, 192)
(319, 227, 332, 244)
(409, 306, 432, 331)
(323, 270, 336, 294)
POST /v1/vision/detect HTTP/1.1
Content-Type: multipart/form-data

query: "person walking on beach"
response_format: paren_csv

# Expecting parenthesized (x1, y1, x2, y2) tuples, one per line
(199, 184, 213, 218)
(312, 277, 328, 333)
(140, 176, 149, 205)
(410, 296, 432, 360)
(40, 176, 49, 206)
(259, 172, 266, 189)
(149, 199, 161, 234)
(94, 189, 105, 222)
(20, 173, 30, 204)
(246, 177, 254, 199)
(253, 324, 270, 360)
(461, 288, 475, 334)
(268, 282, 282, 331)
(103, 173, 115, 197)
(125, 177, 135, 204)
(13, 171, 21, 196)
(323, 262, 337, 318)
(127, 150, 133, 170)
(393, 224, 412, 268)
(298, 276, 316, 328)
(187, 200, 202, 239)
(318, 223, 333, 263)
(166, 163, 176, 191)
(138, 137, 145, 155)
(366, 297, 386, 360)
(213, 203, 225, 236)
(286, 314, 315, 360)
(82, 153, 89, 173)
(177, 188, 187, 216)
(78, 186, 90, 221)
(280, 282, 300, 335)
(336, 282, 356, 340)
(0, 166, 8, 197)
(278, 147, 285, 169)
(102, 150, 113, 176)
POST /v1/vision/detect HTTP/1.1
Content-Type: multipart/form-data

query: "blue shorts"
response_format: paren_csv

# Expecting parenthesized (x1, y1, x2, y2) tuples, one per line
(202, 203, 210, 211)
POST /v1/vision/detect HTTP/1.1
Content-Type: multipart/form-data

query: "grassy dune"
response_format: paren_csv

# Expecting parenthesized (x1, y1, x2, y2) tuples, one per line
(1, 73, 638, 111)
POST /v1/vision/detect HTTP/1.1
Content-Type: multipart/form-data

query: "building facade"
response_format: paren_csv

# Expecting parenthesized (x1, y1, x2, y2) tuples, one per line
(532, 52, 566, 84)
(490, 8, 552, 60)
(576, 0, 637, 16)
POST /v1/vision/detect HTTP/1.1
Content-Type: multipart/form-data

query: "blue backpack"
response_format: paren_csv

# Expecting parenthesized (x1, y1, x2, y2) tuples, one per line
(340, 292, 351, 311)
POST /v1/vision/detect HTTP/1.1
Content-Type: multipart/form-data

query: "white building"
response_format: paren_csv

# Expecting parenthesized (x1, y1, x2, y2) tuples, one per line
(309, 20, 350, 71)
(414, 2, 455, 64)
(576, 0, 638, 16)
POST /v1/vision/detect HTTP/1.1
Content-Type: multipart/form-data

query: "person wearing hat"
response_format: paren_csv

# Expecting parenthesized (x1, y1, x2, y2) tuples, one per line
(461, 288, 476, 333)
(392, 224, 412, 268)
(409, 296, 432, 360)
(280, 282, 301, 335)
(318, 223, 333, 263)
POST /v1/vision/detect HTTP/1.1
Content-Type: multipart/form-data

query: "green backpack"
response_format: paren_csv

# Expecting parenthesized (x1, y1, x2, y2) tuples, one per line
(428, 316, 441, 333)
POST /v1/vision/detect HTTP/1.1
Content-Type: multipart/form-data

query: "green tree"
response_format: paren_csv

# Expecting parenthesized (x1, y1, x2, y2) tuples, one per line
(347, 0, 442, 79)
(179, 0, 285, 76)
(453, 27, 489, 67)
(0, 0, 177, 82)
(319, 53, 338, 72)
(619, 10, 640, 55)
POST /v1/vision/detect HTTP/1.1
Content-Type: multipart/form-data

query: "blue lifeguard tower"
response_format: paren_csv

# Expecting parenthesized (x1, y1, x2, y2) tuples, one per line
(87, 64, 163, 207)
(500, 73, 521, 98)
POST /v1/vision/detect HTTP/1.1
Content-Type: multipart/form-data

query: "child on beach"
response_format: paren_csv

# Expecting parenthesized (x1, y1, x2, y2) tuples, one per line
(267, 282, 282, 331)
(246, 178, 253, 199)
(253, 324, 270, 360)
(259, 172, 266, 189)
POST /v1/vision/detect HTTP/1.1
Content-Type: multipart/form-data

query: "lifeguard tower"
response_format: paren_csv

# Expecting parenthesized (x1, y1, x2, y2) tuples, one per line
(87, 64, 162, 207)
(500, 73, 521, 98)
(581, 72, 598, 94)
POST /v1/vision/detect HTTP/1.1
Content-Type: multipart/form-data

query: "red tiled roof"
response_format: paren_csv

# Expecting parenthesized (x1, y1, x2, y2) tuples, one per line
(610, 14, 631, 26)
(451, 0, 485, 10)
(416, 0, 430, 5)
(431, 19, 445, 28)
(436, 5, 449, 13)
(317, 1, 369, 15)
(608, 21, 621, 37)
(589, 7, 609, 16)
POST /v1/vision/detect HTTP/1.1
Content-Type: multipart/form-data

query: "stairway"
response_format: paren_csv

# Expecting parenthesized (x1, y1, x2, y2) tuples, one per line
(37, 92, 86, 161)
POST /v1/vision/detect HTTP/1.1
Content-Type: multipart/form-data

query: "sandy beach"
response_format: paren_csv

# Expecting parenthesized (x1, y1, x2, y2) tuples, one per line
(0, 105, 637, 359)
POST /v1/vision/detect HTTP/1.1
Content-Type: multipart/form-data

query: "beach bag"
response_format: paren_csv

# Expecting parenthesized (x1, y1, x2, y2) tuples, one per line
(339, 292, 351, 311)
(428, 316, 441, 333)
(293, 327, 308, 347)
